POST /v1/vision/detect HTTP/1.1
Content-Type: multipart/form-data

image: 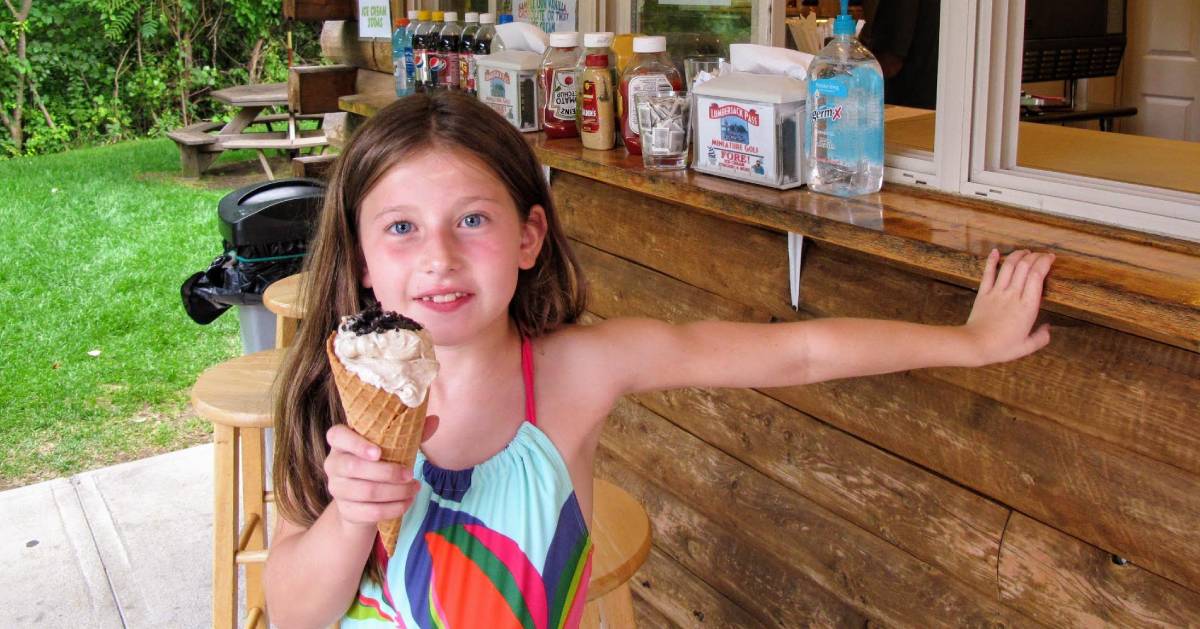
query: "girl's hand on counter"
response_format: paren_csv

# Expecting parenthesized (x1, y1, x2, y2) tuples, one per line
(961, 248, 1055, 366)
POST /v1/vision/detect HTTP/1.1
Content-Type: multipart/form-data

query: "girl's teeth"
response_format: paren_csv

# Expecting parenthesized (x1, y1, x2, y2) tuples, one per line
(424, 292, 466, 303)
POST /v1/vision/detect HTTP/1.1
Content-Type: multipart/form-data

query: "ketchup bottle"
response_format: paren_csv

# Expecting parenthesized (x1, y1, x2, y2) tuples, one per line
(540, 32, 582, 139)
(619, 36, 682, 155)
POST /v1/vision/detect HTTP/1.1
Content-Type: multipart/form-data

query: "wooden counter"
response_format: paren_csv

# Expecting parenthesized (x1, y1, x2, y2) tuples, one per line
(531, 137, 1200, 627)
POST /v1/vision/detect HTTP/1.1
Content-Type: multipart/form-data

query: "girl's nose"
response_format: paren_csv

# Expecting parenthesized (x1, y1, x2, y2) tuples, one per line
(421, 227, 461, 274)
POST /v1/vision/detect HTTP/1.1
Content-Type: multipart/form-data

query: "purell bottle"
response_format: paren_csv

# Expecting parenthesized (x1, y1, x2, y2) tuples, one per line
(805, 0, 884, 196)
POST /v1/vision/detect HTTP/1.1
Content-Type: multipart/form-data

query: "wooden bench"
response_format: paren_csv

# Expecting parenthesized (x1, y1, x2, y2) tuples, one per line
(167, 122, 225, 177)
(168, 81, 333, 179)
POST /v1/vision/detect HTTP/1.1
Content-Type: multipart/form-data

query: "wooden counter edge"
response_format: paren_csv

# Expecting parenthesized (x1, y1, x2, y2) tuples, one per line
(535, 142, 1199, 354)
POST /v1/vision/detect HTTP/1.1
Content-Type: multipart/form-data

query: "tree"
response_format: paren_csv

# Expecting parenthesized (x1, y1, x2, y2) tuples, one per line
(0, 0, 56, 154)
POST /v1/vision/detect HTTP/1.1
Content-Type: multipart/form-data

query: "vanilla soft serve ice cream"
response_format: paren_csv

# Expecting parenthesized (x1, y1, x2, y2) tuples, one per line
(333, 306, 439, 407)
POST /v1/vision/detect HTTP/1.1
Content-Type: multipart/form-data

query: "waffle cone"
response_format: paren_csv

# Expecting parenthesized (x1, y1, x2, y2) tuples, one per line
(326, 334, 429, 557)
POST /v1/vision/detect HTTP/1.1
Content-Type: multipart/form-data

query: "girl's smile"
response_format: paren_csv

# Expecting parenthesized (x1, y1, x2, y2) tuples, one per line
(356, 147, 546, 346)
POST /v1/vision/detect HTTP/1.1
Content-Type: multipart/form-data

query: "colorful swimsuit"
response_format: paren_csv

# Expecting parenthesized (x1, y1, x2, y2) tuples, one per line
(341, 338, 594, 629)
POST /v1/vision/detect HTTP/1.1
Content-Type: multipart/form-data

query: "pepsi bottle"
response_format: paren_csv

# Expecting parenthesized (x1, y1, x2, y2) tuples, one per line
(434, 12, 462, 90)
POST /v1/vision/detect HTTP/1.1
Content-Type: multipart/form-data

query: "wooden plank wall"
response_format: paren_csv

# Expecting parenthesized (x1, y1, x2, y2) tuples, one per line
(550, 170, 1200, 627)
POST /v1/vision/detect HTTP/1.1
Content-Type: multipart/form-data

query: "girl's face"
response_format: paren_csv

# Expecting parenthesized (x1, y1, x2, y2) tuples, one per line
(357, 147, 547, 346)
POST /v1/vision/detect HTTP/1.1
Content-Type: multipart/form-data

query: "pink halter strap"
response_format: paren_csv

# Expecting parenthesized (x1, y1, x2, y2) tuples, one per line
(521, 337, 537, 426)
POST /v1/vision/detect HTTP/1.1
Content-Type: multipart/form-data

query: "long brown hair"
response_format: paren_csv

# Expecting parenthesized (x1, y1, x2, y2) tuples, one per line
(272, 91, 587, 587)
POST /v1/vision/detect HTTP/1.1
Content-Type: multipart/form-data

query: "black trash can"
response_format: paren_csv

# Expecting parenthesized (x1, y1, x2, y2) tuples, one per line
(182, 178, 325, 354)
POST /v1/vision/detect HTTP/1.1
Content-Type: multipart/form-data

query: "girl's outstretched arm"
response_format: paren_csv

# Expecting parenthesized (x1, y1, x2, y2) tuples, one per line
(590, 249, 1055, 394)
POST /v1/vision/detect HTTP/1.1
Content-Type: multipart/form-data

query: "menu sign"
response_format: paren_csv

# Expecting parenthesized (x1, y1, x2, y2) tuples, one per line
(358, 0, 392, 39)
(514, 0, 577, 33)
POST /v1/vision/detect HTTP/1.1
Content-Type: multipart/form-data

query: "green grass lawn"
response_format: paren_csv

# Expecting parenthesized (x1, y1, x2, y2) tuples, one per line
(0, 139, 255, 489)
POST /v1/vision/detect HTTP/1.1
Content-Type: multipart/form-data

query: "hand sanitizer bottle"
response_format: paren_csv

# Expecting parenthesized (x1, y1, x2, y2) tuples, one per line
(805, 0, 884, 196)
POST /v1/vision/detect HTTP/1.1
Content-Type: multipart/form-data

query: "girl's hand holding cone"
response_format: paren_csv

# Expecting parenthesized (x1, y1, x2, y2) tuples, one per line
(323, 416, 439, 531)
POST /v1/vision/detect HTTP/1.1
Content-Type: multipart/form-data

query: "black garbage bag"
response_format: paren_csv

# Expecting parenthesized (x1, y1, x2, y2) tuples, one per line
(181, 240, 307, 324)
(181, 177, 324, 325)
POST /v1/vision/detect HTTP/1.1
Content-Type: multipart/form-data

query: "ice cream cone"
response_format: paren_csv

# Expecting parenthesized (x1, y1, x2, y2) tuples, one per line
(326, 334, 429, 556)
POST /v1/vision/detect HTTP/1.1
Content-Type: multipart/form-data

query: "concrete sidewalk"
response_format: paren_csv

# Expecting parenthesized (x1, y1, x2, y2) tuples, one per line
(1, 444, 248, 628)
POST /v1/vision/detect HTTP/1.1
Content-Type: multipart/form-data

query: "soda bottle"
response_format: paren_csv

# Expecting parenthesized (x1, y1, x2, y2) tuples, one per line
(432, 12, 462, 90)
(459, 12, 480, 92)
(412, 11, 437, 91)
(392, 18, 412, 97)
(403, 10, 422, 94)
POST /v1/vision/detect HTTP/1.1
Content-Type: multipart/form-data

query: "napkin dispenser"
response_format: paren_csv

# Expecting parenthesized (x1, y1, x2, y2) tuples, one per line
(476, 51, 542, 133)
(691, 72, 807, 189)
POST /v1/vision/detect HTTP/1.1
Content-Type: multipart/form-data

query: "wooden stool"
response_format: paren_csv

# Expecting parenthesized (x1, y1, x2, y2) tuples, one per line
(583, 478, 653, 628)
(192, 349, 284, 629)
(263, 272, 306, 348)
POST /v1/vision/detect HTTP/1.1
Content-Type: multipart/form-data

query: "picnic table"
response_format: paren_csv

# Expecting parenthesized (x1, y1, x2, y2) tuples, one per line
(167, 82, 329, 180)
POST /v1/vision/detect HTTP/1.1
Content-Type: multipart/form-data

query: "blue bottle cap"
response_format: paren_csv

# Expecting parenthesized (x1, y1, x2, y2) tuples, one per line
(833, 0, 855, 36)
(498, 14, 513, 24)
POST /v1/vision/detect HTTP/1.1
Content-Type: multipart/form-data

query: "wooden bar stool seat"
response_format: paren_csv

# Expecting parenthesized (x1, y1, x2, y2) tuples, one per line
(263, 272, 306, 348)
(584, 478, 653, 628)
(192, 348, 284, 629)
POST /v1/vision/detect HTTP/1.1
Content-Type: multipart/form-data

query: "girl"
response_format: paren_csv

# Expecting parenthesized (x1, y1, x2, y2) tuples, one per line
(266, 91, 1054, 628)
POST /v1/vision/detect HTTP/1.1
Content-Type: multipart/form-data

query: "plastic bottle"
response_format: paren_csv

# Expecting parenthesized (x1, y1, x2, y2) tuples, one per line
(412, 11, 437, 91)
(392, 18, 412, 97)
(459, 12, 480, 91)
(575, 33, 618, 130)
(540, 32, 582, 138)
(466, 14, 497, 96)
(430, 12, 461, 90)
(805, 0, 884, 196)
(580, 53, 616, 150)
(404, 11, 422, 94)
(494, 14, 513, 51)
(619, 36, 683, 155)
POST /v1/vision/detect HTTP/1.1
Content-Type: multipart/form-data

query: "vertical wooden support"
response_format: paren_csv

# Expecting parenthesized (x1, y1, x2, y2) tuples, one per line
(242, 427, 268, 624)
(213, 423, 239, 629)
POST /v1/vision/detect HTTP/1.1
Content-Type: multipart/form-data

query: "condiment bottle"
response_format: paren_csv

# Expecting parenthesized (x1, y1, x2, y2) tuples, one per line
(579, 54, 616, 150)
(575, 33, 618, 129)
(540, 32, 582, 139)
(619, 35, 682, 155)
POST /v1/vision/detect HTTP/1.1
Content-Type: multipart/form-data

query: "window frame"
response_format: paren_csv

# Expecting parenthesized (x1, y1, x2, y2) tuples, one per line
(961, 0, 1200, 241)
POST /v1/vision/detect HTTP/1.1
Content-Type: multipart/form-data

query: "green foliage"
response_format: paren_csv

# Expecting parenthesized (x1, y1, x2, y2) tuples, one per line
(0, 0, 323, 156)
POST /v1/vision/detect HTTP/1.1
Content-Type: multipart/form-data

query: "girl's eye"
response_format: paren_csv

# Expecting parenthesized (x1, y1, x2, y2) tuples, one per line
(388, 221, 414, 235)
(460, 213, 488, 228)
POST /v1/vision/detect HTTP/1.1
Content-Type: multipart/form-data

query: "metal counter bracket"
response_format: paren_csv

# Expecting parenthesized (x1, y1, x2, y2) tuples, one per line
(788, 232, 804, 310)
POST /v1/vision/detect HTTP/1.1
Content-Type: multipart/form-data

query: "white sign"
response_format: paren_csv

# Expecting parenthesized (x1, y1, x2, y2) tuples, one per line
(695, 96, 779, 184)
(358, 0, 392, 39)
(514, 0, 577, 33)
(659, 0, 731, 5)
